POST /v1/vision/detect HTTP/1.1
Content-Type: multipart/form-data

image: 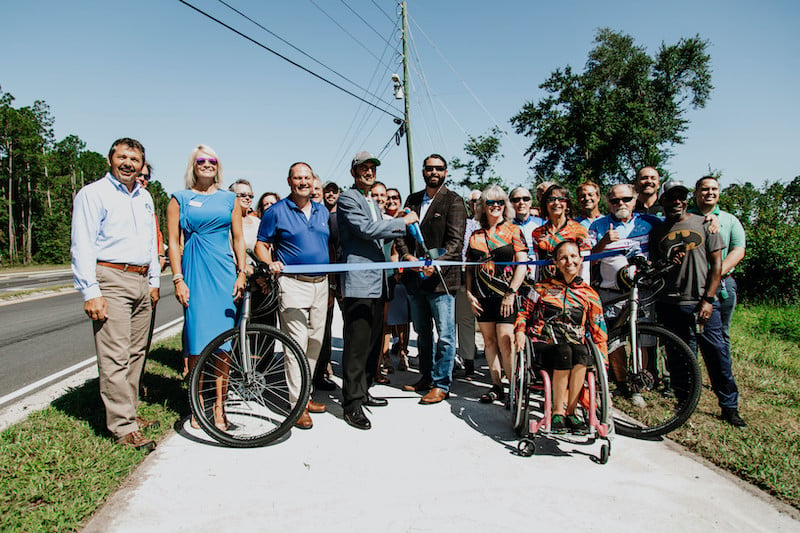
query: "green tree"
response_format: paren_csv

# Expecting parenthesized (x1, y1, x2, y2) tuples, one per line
(450, 127, 504, 191)
(510, 28, 712, 189)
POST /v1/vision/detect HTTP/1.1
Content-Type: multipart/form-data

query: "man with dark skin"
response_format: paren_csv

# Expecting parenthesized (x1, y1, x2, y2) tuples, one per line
(649, 180, 745, 427)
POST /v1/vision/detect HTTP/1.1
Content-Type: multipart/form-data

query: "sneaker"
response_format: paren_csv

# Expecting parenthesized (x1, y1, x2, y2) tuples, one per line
(565, 414, 589, 435)
(550, 414, 566, 434)
(479, 384, 504, 404)
(631, 393, 647, 408)
(454, 354, 465, 370)
(116, 430, 156, 451)
(721, 407, 747, 428)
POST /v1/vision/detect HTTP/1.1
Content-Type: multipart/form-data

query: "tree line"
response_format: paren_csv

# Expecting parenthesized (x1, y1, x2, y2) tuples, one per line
(0, 86, 170, 265)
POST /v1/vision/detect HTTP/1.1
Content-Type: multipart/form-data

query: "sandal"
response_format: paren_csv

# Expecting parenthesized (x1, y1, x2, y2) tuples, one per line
(479, 385, 504, 404)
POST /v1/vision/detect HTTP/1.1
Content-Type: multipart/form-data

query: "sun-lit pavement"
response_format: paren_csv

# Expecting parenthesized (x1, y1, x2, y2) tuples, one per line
(83, 311, 799, 533)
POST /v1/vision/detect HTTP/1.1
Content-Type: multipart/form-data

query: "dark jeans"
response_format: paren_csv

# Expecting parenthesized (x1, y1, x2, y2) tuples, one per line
(315, 298, 339, 383)
(718, 276, 737, 345)
(656, 301, 739, 409)
(341, 297, 384, 412)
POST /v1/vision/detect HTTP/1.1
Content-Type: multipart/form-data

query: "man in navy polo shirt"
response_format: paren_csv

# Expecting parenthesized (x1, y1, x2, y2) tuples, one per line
(255, 162, 331, 430)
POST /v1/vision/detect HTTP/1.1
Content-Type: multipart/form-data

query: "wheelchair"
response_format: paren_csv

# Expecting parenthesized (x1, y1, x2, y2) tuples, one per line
(510, 333, 613, 464)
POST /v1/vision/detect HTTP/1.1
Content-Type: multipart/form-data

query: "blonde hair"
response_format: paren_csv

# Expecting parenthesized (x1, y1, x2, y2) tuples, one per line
(474, 184, 515, 228)
(184, 144, 224, 189)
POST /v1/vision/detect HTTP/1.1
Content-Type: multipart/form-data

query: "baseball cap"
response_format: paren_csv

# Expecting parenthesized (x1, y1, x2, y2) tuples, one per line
(322, 181, 339, 192)
(658, 179, 689, 203)
(351, 151, 381, 168)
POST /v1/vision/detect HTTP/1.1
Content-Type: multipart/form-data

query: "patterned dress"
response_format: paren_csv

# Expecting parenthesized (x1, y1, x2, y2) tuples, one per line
(531, 219, 591, 280)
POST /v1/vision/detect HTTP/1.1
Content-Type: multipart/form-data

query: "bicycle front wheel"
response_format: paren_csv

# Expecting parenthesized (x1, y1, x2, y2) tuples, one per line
(608, 324, 701, 439)
(189, 324, 310, 448)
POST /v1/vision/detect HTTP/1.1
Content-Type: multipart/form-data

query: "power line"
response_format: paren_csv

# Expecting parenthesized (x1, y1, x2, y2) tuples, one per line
(215, 0, 399, 111)
(308, 0, 396, 72)
(339, 0, 396, 49)
(370, 0, 397, 25)
(176, 0, 402, 120)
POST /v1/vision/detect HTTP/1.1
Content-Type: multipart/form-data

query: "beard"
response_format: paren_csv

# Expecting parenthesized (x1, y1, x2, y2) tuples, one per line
(614, 205, 631, 220)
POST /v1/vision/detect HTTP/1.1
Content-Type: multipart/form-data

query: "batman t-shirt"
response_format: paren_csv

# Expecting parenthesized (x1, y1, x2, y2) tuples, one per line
(649, 213, 724, 305)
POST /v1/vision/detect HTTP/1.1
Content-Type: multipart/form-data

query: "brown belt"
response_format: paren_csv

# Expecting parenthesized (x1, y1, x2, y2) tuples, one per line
(97, 261, 149, 276)
(284, 273, 327, 283)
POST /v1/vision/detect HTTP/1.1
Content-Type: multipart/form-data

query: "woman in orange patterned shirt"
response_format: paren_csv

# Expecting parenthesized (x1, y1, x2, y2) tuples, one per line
(466, 185, 528, 405)
(531, 184, 591, 281)
(514, 241, 608, 433)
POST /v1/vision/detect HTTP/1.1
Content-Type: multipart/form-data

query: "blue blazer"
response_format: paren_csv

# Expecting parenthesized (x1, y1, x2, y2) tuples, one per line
(336, 186, 407, 298)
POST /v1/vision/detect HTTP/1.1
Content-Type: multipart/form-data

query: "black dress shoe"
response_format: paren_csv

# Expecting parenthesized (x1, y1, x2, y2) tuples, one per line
(402, 377, 432, 392)
(313, 377, 337, 391)
(344, 407, 371, 430)
(721, 407, 747, 428)
(363, 393, 388, 407)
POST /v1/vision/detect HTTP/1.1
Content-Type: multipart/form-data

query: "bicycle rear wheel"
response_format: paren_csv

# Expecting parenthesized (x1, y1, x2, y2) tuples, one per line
(189, 324, 310, 447)
(511, 341, 531, 437)
(608, 324, 701, 439)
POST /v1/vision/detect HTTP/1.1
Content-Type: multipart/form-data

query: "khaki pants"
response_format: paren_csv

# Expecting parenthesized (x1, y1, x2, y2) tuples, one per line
(93, 266, 152, 438)
(278, 276, 328, 403)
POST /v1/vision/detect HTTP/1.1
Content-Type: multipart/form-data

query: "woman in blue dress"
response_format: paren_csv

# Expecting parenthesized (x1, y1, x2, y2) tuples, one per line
(167, 144, 247, 430)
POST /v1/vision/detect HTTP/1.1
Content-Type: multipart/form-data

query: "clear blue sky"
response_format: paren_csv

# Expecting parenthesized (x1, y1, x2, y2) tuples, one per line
(2, 0, 798, 198)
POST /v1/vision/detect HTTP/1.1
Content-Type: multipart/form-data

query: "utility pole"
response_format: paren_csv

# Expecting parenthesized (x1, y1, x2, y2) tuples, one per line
(400, 1, 414, 192)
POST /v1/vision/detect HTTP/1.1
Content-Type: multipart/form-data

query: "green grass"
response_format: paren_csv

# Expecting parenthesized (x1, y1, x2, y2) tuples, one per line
(669, 303, 800, 509)
(0, 285, 74, 301)
(0, 336, 187, 532)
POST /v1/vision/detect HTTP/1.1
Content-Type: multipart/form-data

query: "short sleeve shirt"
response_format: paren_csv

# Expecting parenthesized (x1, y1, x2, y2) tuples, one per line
(257, 198, 330, 266)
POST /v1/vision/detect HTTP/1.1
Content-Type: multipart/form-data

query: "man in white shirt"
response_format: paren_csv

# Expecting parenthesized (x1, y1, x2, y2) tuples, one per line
(71, 137, 160, 451)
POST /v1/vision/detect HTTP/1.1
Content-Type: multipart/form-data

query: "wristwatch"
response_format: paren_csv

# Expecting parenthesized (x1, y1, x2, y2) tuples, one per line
(702, 295, 715, 304)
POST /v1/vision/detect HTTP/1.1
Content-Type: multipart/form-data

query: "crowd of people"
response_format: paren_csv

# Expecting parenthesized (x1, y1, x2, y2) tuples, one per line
(71, 137, 747, 450)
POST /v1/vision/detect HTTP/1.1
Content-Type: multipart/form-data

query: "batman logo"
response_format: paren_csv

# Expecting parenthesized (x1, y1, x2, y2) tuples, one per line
(660, 229, 704, 255)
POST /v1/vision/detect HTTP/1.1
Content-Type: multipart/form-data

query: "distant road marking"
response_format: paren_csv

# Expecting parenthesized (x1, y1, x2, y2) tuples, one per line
(0, 316, 184, 407)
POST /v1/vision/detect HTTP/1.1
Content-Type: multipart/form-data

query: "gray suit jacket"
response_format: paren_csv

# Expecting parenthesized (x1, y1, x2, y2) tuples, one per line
(336, 187, 407, 298)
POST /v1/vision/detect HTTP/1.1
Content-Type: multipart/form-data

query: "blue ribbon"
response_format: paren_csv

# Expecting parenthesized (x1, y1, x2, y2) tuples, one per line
(280, 246, 646, 275)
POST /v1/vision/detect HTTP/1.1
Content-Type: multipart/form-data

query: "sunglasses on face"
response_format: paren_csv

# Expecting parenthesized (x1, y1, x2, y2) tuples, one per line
(546, 196, 568, 204)
(387, 195, 400, 201)
(485, 199, 505, 207)
(609, 196, 634, 205)
(510, 196, 531, 203)
(423, 165, 446, 172)
(196, 158, 218, 166)
(236, 193, 254, 199)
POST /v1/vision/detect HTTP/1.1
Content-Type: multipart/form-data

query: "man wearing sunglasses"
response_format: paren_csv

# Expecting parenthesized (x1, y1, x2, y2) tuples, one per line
(649, 180, 745, 428)
(589, 183, 661, 403)
(395, 154, 467, 405)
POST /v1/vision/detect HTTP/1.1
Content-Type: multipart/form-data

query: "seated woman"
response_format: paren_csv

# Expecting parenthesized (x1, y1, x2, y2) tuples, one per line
(514, 240, 608, 433)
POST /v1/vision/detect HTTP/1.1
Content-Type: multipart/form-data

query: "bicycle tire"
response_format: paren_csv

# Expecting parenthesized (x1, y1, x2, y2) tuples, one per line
(588, 338, 611, 431)
(189, 324, 311, 448)
(511, 341, 531, 437)
(608, 324, 701, 439)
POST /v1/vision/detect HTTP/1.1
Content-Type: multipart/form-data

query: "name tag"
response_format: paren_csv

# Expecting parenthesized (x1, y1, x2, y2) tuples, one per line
(189, 200, 203, 208)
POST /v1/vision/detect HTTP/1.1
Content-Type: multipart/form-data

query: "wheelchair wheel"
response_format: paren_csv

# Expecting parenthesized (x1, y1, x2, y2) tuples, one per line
(511, 340, 531, 437)
(189, 324, 310, 448)
(608, 324, 701, 439)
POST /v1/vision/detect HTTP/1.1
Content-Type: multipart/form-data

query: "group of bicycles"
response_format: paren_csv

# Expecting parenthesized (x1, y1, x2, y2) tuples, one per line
(187, 251, 702, 462)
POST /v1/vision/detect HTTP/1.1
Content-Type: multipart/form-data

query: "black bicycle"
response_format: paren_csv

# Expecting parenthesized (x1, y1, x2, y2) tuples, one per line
(188, 260, 311, 447)
(603, 255, 702, 439)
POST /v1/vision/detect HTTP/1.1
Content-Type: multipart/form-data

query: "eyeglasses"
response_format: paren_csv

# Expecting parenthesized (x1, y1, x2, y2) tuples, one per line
(510, 196, 531, 203)
(609, 196, 634, 205)
(138, 174, 150, 181)
(196, 158, 218, 166)
(236, 193, 254, 199)
(423, 165, 446, 172)
(485, 199, 505, 207)
(386, 195, 400, 201)
(546, 196, 568, 204)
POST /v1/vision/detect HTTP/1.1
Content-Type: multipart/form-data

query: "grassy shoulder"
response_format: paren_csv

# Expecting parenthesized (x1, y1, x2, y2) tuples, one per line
(0, 336, 186, 532)
(668, 303, 800, 509)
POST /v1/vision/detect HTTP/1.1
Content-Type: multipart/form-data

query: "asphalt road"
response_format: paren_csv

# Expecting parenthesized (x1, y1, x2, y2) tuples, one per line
(0, 273, 182, 401)
(0, 268, 75, 293)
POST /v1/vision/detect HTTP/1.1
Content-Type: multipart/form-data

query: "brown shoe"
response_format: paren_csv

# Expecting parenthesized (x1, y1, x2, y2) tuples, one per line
(295, 409, 313, 429)
(116, 430, 156, 451)
(419, 387, 449, 405)
(308, 399, 327, 413)
(136, 416, 160, 431)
